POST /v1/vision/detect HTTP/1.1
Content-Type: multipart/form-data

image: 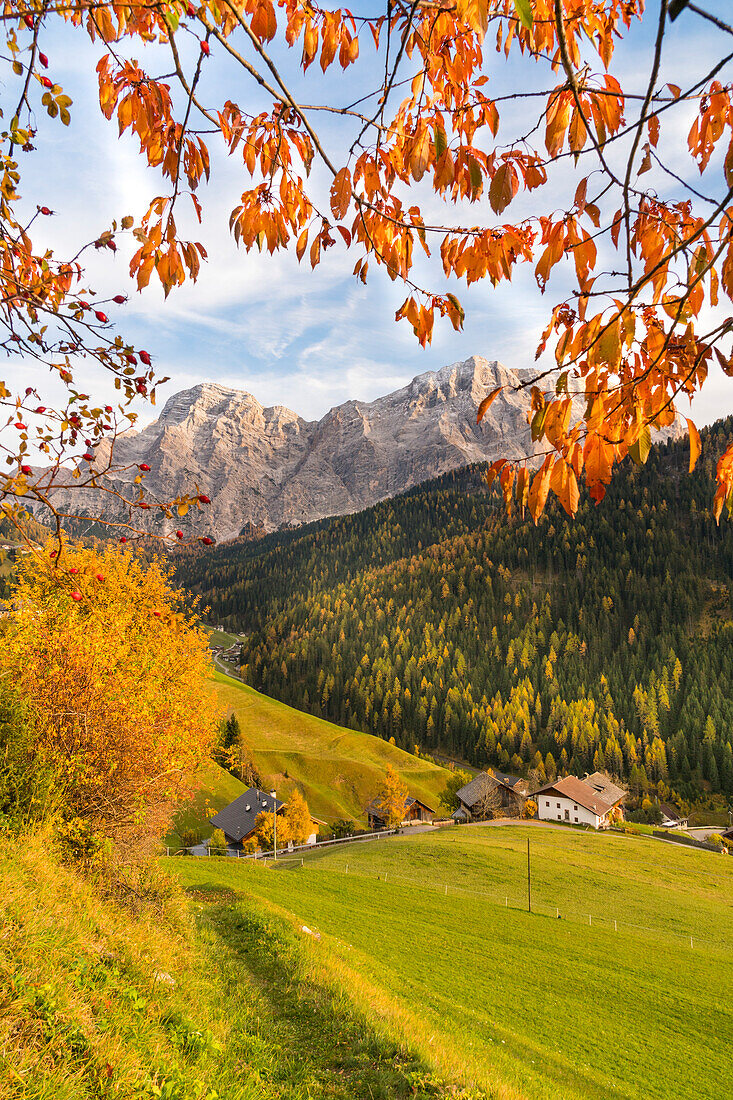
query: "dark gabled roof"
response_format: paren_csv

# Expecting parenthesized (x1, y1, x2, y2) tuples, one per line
(584, 771, 626, 805)
(659, 802, 687, 822)
(405, 796, 435, 812)
(534, 776, 614, 817)
(210, 788, 285, 842)
(455, 770, 526, 808)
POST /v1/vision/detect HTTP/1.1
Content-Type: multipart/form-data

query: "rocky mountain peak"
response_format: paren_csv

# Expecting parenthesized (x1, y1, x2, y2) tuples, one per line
(42, 355, 685, 543)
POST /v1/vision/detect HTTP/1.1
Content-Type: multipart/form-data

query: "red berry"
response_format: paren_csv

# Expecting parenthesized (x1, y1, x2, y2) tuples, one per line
(153, 610, 162, 617)
(40, 206, 51, 215)
(188, 3, 195, 15)
(40, 77, 52, 89)
(113, 294, 126, 304)
(202, 536, 214, 545)
(95, 573, 105, 582)
(15, 422, 27, 430)
(119, 536, 128, 543)
(176, 530, 184, 539)
(139, 350, 151, 366)
(50, 550, 57, 558)
(25, 386, 33, 394)
(94, 310, 108, 323)
(105, 405, 113, 412)
(83, 452, 94, 461)
(200, 40, 210, 55)
(69, 567, 79, 575)
(36, 406, 46, 413)
(139, 502, 150, 510)
(139, 463, 151, 471)
(198, 494, 211, 504)
(38, 52, 48, 68)
(71, 591, 82, 602)
(24, 14, 34, 29)
(20, 464, 32, 475)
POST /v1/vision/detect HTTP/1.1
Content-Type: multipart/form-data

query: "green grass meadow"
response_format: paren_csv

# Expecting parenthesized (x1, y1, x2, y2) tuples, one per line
(206, 629, 244, 649)
(2, 834, 460, 1100)
(172, 824, 733, 1100)
(211, 671, 452, 824)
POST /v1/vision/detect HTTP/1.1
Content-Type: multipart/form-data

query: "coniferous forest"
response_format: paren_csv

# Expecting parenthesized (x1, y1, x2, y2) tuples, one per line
(175, 418, 733, 808)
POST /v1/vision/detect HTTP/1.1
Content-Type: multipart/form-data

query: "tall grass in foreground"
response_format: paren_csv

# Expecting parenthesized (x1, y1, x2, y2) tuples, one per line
(0, 833, 486, 1099)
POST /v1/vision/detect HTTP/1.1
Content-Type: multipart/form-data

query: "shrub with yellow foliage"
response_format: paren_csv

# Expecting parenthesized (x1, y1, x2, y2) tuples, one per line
(0, 542, 218, 853)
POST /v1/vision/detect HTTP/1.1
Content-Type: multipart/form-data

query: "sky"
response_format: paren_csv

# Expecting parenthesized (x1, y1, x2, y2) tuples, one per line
(12, 2, 733, 430)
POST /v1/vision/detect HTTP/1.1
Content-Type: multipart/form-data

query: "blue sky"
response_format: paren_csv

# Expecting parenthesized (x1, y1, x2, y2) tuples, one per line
(14, 2, 733, 428)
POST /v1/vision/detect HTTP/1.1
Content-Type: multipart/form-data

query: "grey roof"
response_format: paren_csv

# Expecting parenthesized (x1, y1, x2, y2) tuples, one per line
(455, 770, 526, 808)
(210, 788, 285, 842)
(584, 771, 626, 805)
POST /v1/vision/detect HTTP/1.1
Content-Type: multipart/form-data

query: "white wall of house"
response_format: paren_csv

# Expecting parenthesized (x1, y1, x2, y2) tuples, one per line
(537, 793, 603, 828)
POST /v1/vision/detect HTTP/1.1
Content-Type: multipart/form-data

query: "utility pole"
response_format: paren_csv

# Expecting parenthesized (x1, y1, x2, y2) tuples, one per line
(527, 837, 531, 913)
(270, 788, 278, 861)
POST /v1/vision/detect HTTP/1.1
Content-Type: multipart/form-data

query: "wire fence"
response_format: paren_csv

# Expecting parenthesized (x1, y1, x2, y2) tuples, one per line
(260, 853, 733, 955)
(163, 827, 400, 859)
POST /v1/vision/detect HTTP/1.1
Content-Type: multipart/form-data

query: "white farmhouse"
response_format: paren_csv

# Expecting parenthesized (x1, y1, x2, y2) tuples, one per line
(534, 775, 623, 829)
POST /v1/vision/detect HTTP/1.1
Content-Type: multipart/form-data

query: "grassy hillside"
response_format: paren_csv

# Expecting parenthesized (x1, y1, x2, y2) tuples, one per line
(173, 824, 733, 1100)
(0, 833, 474, 1100)
(213, 671, 452, 825)
(168, 759, 248, 846)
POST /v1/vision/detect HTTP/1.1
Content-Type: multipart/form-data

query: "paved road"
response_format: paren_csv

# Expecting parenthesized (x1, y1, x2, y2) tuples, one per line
(213, 653, 244, 679)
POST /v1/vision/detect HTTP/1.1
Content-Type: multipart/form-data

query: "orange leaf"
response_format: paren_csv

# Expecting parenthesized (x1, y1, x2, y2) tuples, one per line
(486, 457, 507, 490)
(528, 459, 552, 522)
(686, 418, 701, 473)
(489, 162, 518, 215)
(410, 125, 431, 182)
(476, 386, 502, 423)
(330, 167, 352, 220)
(584, 433, 613, 487)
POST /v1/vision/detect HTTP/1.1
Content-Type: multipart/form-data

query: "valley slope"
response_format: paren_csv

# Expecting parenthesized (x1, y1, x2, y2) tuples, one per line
(176, 418, 733, 809)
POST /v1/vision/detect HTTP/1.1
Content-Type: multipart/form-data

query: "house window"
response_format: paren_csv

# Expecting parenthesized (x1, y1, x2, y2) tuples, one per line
(574, 805, 578, 810)
(557, 815, 561, 821)
(574, 817, 578, 823)
(545, 801, 550, 807)
(557, 802, 561, 808)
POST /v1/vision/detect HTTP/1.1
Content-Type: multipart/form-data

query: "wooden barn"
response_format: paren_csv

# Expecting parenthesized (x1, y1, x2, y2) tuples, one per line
(366, 795, 435, 829)
(452, 770, 528, 821)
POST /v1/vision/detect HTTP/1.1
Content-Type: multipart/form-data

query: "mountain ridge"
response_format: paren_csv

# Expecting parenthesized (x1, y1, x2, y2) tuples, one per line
(46, 354, 683, 541)
(54, 356, 552, 541)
